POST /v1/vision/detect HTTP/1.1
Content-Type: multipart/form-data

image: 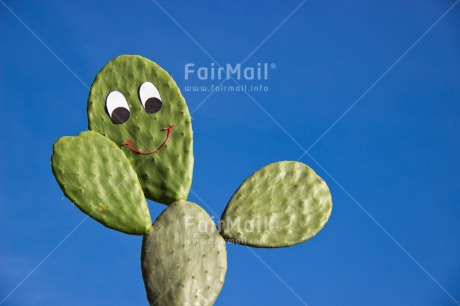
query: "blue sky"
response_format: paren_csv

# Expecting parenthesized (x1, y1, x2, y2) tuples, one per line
(1, 1, 459, 305)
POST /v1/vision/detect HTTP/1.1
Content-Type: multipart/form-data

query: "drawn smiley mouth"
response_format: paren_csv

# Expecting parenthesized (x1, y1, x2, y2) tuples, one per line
(121, 125, 174, 155)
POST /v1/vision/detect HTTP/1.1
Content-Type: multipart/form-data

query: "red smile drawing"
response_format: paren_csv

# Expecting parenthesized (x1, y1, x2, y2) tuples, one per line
(121, 125, 174, 155)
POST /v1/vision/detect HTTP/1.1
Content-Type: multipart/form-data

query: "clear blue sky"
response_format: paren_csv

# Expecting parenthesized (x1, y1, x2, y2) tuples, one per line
(1, 1, 459, 305)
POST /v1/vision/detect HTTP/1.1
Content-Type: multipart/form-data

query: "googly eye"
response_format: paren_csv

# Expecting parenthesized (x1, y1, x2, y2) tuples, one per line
(139, 82, 162, 114)
(106, 91, 130, 124)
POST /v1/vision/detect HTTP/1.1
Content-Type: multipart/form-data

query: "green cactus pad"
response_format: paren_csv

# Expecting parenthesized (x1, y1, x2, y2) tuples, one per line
(219, 161, 332, 247)
(141, 201, 227, 306)
(87, 55, 193, 205)
(51, 131, 152, 235)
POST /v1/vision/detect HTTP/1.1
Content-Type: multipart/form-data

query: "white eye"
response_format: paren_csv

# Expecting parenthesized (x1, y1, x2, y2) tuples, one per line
(106, 91, 130, 124)
(139, 82, 162, 114)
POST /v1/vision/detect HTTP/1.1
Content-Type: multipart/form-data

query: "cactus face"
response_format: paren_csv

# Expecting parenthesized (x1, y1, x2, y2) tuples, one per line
(220, 161, 332, 247)
(87, 55, 193, 205)
(141, 201, 227, 306)
(51, 131, 152, 235)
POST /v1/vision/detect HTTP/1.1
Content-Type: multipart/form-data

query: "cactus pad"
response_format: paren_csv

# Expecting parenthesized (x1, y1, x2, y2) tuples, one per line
(220, 161, 332, 247)
(87, 55, 193, 205)
(51, 131, 152, 235)
(141, 201, 227, 306)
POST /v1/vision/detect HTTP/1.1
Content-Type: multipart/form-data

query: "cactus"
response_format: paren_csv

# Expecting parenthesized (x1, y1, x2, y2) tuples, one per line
(142, 201, 227, 306)
(51, 55, 332, 305)
(87, 55, 193, 205)
(219, 161, 332, 247)
(51, 131, 151, 235)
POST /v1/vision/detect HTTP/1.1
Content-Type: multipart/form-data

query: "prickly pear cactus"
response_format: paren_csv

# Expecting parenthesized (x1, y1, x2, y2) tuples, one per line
(51, 131, 151, 235)
(219, 161, 332, 247)
(142, 201, 227, 306)
(87, 55, 193, 205)
(51, 54, 333, 306)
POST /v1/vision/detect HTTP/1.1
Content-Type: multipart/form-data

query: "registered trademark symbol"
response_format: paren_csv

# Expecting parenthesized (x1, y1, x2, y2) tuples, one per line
(270, 63, 276, 69)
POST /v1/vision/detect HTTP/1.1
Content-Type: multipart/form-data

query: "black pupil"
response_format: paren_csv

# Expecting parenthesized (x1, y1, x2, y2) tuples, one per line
(112, 107, 130, 124)
(145, 97, 162, 114)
